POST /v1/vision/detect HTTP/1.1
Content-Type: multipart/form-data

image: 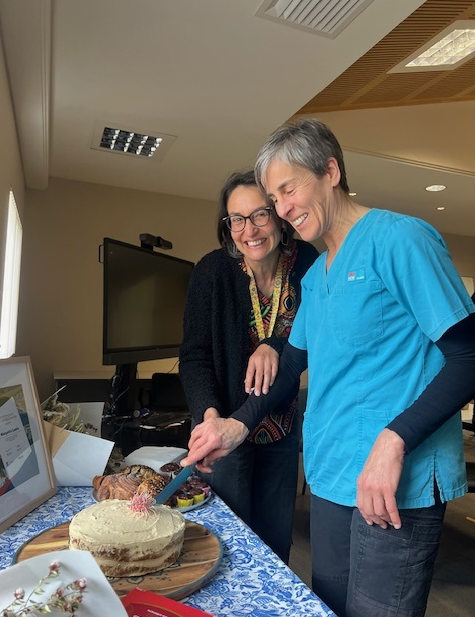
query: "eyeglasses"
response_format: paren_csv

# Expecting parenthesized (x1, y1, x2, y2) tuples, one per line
(223, 206, 273, 232)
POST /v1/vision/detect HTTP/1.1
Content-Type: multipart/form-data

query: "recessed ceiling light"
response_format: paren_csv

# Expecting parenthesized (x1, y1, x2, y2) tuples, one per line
(389, 20, 475, 73)
(90, 122, 177, 160)
(407, 29, 475, 68)
(436, 206, 445, 211)
(425, 185, 446, 192)
(349, 192, 357, 196)
(99, 127, 162, 157)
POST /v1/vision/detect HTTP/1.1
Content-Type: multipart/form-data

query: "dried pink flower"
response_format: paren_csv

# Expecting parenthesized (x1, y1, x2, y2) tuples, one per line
(1, 565, 87, 617)
(128, 490, 154, 516)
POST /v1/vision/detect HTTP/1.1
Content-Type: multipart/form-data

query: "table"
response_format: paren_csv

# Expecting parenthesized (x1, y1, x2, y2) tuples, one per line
(0, 487, 335, 617)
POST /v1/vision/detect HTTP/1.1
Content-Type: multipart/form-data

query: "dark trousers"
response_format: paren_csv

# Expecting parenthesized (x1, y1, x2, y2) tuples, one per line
(310, 492, 446, 617)
(198, 412, 302, 564)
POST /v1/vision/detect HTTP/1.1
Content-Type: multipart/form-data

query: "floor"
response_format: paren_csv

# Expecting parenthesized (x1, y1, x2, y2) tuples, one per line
(288, 429, 475, 617)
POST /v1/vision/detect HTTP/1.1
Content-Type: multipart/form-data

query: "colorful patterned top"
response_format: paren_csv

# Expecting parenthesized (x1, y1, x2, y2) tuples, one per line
(179, 240, 319, 443)
(243, 245, 300, 444)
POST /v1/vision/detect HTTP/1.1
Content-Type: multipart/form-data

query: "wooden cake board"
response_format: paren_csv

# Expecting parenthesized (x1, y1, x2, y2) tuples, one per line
(14, 521, 222, 600)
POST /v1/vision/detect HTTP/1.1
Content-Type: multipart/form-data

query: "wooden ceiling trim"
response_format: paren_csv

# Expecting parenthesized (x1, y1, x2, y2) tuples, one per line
(416, 64, 475, 98)
(296, 0, 475, 114)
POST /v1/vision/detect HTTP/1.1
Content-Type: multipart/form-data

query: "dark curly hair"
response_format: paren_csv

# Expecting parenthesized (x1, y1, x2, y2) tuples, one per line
(216, 170, 294, 258)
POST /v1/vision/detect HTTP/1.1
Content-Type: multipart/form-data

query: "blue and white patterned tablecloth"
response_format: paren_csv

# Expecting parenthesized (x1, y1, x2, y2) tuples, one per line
(0, 487, 335, 617)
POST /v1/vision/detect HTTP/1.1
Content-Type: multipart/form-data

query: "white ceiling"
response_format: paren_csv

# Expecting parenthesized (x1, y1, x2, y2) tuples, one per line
(1, 0, 474, 237)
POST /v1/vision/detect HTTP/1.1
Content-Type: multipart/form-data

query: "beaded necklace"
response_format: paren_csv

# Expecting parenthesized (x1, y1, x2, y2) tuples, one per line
(246, 254, 283, 341)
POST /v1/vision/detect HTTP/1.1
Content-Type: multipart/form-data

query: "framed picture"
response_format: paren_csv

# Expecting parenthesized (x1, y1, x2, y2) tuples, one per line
(0, 357, 57, 533)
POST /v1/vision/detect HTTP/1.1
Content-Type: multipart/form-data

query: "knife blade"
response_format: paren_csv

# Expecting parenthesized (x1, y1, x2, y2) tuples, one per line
(154, 465, 191, 505)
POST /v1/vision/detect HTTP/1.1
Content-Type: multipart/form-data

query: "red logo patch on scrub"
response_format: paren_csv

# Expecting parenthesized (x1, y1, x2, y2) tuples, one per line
(347, 268, 365, 282)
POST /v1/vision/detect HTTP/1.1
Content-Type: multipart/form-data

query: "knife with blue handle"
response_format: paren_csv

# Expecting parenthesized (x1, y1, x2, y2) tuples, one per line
(154, 465, 191, 505)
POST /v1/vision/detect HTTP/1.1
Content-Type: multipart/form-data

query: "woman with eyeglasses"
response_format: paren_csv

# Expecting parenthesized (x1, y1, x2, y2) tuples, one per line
(179, 169, 318, 563)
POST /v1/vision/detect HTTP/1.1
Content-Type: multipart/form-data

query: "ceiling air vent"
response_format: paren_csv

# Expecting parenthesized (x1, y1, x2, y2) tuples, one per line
(255, 0, 376, 38)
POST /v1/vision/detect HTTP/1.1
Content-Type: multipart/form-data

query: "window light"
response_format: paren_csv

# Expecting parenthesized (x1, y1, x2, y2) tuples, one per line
(0, 190, 23, 359)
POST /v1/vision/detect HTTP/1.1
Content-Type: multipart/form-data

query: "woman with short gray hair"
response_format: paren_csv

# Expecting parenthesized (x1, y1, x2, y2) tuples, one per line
(182, 119, 475, 617)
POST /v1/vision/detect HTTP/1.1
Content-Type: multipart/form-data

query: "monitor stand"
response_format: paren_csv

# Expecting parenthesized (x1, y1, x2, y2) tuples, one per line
(102, 362, 139, 446)
(105, 362, 138, 418)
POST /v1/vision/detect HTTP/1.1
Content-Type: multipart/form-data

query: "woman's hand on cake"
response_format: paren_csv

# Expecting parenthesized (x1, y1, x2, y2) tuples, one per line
(181, 418, 249, 472)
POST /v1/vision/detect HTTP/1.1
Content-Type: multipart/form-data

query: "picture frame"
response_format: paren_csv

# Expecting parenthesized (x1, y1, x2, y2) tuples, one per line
(0, 356, 57, 533)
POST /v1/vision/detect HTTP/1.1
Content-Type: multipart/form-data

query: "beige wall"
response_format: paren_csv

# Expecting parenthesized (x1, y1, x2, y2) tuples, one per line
(0, 38, 25, 312)
(443, 233, 475, 288)
(16, 177, 219, 399)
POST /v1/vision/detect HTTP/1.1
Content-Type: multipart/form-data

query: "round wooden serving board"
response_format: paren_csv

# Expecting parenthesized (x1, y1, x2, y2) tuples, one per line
(13, 521, 223, 600)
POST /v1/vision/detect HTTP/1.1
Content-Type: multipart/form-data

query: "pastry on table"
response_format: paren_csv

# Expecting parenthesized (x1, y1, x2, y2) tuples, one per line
(92, 473, 141, 500)
(93, 463, 211, 507)
(93, 464, 169, 500)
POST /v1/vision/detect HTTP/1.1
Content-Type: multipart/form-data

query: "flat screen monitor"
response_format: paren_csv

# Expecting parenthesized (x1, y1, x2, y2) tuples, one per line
(102, 237, 194, 366)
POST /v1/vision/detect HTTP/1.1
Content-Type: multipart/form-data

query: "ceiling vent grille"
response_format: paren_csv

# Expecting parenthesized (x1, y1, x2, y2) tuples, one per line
(255, 0, 376, 38)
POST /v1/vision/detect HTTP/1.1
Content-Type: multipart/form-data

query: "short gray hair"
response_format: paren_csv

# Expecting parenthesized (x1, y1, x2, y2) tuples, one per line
(255, 118, 350, 194)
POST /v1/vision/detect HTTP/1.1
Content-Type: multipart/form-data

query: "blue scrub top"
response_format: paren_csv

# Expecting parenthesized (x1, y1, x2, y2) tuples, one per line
(290, 209, 474, 508)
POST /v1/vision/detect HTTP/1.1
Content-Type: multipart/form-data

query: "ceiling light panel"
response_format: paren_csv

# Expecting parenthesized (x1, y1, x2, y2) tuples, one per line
(407, 29, 475, 67)
(90, 122, 177, 161)
(389, 20, 475, 73)
(255, 0, 376, 38)
(100, 128, 162, 157)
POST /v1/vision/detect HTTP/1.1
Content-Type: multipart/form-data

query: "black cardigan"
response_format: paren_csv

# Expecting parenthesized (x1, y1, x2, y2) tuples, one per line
(179, 240, 319, 424)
